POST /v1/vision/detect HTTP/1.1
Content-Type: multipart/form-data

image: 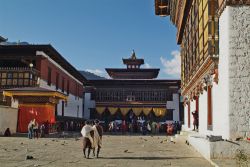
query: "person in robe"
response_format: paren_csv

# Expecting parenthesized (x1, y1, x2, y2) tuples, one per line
(192, 110, 199, 131)
(92, 119, 103, 158)
(81, 120, 94, 158)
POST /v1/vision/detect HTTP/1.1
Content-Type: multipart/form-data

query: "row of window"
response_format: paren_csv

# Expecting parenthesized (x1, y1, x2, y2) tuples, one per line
(0, 72, 37, 87)
(47, 67, 80, 98)
(127, 65, 140, 69)
(95, 90, 174, 102)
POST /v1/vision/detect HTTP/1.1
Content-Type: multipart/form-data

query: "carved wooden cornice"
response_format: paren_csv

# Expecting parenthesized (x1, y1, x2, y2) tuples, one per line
(181, 56, 219, 97)
(218, 0, 250, 16)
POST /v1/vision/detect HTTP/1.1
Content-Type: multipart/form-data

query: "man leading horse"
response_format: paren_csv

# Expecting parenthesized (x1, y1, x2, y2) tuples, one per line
(81, 120, 103, 159)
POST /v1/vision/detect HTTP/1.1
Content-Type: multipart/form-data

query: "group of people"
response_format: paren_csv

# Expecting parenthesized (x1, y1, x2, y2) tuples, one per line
(81, 119, 103, 159)
(27, 119, 46, 139)
(107, 119, 182, 136)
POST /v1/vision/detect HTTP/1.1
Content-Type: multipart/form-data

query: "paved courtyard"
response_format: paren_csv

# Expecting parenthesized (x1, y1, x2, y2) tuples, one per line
(0, 135, 212, 167)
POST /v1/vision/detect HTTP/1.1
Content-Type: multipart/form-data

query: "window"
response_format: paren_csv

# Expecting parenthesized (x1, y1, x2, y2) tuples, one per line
(75, 83, 77, 100)
(7, 73, 12, 85)
(77, 105, 79, 117)
(56, 73, 59, 90)
(62, 101, 64, 116)
(62, 77, 65, 92)
(126, 95, 135, 101)
(55, 104, 58, 116)
(91, 92, 95, 100)
(67, 80, 70, 95)
(165, 110, 173, 120)
(47, 67, 52, 86)
(188, 102, 191, 128)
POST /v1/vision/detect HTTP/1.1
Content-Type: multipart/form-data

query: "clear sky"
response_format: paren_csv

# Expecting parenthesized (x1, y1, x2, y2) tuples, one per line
(0, 0, 180, 79)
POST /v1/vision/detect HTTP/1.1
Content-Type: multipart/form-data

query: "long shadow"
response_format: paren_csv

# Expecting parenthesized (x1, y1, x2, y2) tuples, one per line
(100, 156, 203, 160)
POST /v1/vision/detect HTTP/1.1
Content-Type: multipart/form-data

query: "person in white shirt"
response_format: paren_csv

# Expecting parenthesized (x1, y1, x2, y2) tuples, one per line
(81, 120, 94, 158)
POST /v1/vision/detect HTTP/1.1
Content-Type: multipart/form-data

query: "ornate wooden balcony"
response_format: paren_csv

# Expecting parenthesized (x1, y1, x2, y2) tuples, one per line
(0, 67, 40, 89)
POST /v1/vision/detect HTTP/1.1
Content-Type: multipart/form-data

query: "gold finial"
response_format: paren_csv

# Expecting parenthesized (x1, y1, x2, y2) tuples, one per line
(131, 50, 136, 59)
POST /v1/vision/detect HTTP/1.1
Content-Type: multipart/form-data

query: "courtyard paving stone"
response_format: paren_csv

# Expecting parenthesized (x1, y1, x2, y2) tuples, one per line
(0, 135, 213, 167)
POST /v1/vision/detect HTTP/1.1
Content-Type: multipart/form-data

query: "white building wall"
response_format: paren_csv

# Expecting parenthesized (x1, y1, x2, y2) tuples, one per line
(190, 100, 196, 130)
(166, 93, 180, 122)
(212, 7, 230, 139)
(198, 91, 212, 136)
(83, 93, 95, 119)
(183, 105, 189, 130)
(182, 101, 194, 131)
(40, 79, 83, 118)
(0, 105, 18, 135)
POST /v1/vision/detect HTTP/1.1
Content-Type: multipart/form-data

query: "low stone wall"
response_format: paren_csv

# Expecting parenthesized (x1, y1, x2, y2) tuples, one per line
(188, 134, 250, 159)
(0, 105, 18, 135)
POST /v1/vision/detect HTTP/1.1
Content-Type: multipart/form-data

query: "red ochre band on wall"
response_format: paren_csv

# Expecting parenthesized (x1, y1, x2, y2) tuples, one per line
(18, 104, 55, 133)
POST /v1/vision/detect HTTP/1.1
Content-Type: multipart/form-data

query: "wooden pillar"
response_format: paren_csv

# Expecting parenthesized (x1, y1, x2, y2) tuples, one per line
(207, 86, 213, 130)
(188, 101, 190, 128)
(195, 96, 199, 112)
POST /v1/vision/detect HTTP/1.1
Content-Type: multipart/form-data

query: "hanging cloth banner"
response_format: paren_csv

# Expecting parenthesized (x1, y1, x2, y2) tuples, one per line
(132, 108, 143, 116)
(153, 108, 167, 117)
(143, 108, 152, 116)
(108, 107, 118, 115)
(120, 108, 130, 116)
(96, 107, 106, 115)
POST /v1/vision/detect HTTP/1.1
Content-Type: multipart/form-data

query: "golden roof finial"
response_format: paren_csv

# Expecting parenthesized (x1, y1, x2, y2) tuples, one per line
(131, 49, 136, 59)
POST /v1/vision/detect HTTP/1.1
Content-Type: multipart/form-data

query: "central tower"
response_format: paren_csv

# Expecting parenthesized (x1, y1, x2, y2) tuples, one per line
(106, 50, 160, 79)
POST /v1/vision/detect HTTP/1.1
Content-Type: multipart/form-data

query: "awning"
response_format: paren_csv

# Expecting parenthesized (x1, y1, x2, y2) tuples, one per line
(96, 107, 106, 115)
(3, 87, 68, 101)
(132, 108, 143, 116)
(108, 107, 118, 115)
(143, 108, 152, 116)
(153, 108, 167, 117)
(120, 107, 131, 116)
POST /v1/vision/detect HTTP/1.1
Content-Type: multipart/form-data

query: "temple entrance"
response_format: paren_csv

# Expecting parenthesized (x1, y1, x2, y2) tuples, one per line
(3, 88, 67, 133)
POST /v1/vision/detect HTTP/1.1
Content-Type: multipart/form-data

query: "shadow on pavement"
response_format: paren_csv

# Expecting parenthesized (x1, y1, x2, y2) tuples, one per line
(100, 156, 202, 160)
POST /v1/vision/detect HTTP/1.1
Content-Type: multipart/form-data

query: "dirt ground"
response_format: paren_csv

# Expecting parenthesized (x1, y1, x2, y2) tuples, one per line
(0, 135, 212, 167)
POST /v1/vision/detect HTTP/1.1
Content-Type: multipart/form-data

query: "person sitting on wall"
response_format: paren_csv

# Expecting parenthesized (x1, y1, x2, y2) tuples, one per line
(4, 128, 11, 137)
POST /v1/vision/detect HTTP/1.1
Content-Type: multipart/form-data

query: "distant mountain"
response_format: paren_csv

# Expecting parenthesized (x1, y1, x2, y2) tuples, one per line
(0, 41, 29, 45)
(79, 70, 106, 80)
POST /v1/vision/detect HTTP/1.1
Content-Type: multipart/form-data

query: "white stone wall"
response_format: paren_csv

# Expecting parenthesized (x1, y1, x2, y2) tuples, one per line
(183, 105, 189, 130)
(182, 100, 195, 131)
(40, 79, 83, 118)
(83, 93, 95, 119)
(212, 8, 231, 139)
(227, 6, 250, 139)
(0, 105, 18, 135)
(166, 93, 180, 122)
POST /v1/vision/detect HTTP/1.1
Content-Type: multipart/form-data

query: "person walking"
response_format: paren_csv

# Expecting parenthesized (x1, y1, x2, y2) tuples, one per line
(81, 120, 94, 159)
(92, 119, 103, 158)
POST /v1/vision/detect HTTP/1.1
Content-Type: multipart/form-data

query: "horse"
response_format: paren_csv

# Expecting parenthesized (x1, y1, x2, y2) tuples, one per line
(82, 130, 94, 158)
